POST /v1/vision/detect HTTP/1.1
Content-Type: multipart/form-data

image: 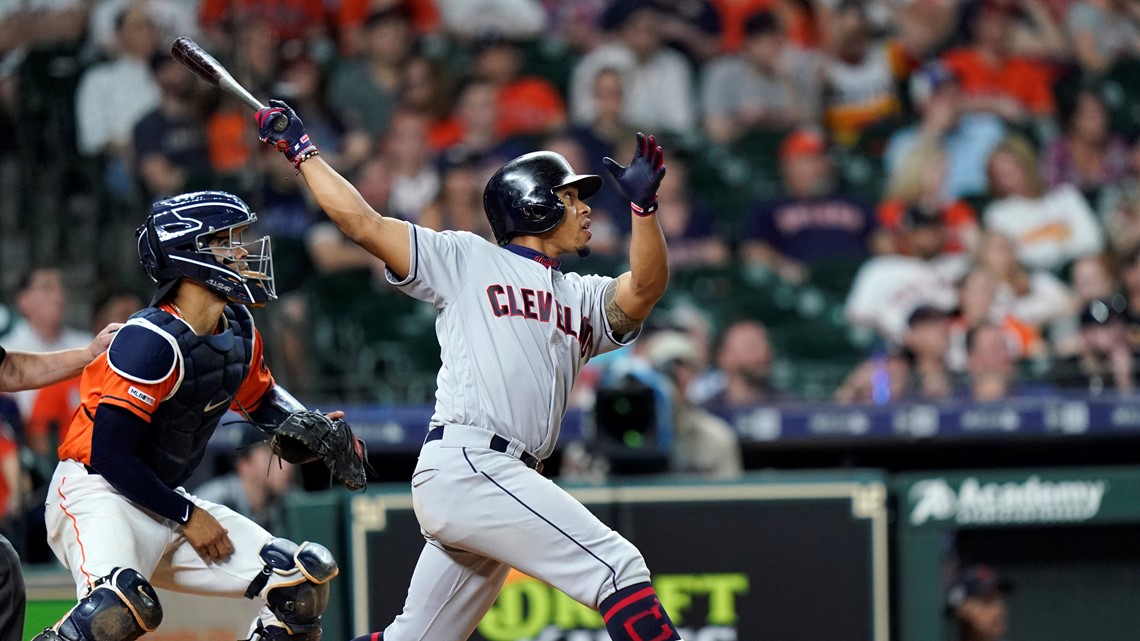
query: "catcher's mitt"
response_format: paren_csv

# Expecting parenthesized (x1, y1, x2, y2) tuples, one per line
(271, 411, 370, 491)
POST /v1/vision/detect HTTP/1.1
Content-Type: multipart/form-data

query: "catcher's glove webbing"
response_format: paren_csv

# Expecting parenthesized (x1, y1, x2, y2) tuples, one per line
(271, 411, 371, 491)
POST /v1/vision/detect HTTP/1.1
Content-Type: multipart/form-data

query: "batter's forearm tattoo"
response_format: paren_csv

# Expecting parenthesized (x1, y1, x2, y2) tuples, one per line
(604, 280, 643, 335)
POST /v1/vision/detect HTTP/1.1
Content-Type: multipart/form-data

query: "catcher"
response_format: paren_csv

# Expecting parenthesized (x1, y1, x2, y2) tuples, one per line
(33, 191, 368, 641)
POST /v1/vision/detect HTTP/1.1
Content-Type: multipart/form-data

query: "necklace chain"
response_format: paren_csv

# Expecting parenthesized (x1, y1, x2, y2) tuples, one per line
(171, 303, 186, 320)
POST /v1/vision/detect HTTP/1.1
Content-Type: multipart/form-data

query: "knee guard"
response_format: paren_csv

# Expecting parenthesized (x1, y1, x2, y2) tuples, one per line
(245, 538, 338, 641)
(33, 568, 162, 641)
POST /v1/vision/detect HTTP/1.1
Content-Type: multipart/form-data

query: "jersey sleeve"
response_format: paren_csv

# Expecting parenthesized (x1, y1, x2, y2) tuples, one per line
(579, 274, 641, 360)
(232, 328, 276, 413)
(100, 321, 181, 421)
(385, 223, 474, 308)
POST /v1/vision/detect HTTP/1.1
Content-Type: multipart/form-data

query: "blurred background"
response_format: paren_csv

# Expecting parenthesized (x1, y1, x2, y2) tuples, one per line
(3, 0, 1140, 639)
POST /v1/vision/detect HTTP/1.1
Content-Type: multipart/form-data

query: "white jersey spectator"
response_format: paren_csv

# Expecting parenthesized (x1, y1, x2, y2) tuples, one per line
(844, 254, 969, 344)
(983, 184, 1104, 272)
(569, 5, 695, 133)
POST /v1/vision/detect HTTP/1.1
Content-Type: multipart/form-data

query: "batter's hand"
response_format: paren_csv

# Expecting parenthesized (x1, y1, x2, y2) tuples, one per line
(255, 99, 317, 168)
(183, 505, 234, 562)
(603, 132, 666, 214)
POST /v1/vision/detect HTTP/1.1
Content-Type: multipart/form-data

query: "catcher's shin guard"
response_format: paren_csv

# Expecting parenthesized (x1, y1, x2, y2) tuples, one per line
(34, 568, 163, 641)
(244, 538, 338, 641)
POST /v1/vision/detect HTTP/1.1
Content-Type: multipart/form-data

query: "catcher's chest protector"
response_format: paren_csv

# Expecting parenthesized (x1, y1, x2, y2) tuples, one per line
(134, 305, 254, 487)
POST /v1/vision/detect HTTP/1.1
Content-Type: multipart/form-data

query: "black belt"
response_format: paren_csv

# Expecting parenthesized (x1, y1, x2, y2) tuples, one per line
(425, 427, 544, 474)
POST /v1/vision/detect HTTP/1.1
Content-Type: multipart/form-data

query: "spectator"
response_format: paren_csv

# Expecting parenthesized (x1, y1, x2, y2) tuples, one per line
(74, 5, 161, 195)
(429, 79, 507, 158)
(329, 7, 414, 139)
(567, 67, 636, 222)
(644, 331, 743, 479)
(470, 34, 567, 140)
(701, 10, 820, 145)
(382, 110, 441, 224)
(89, 0, 200, 58)
(1067, 0, 1140, 77)
(697, 319, 776, 408)
(435, 0, 546, 39)
(954, 0, 1067, 59)
(941, 0, 1056, 125)
(1042, 88, 1131, 193)
(399, 54, 457, 142)
(654, 157, 729, 267)
(198, 0, 325, 44)
(947, 565, 1013, 641)
(132, 54, 210, 201)
(835, 342, 913, 404)
(740, 127, 884, 284)
(635, 0, 723, 64)
(974, 230, 1075, 332)
(844, 246, 964, 345)
(884, 62, 1005, 202)
(819, 0, 911, 146)
(569, 4, 696, 134)
(880, 137, 982, 256)
(1121, 246, 1140, 351)
(337, 0, 440, 58)
(193, 424, 296, 533)
(983, 136, 1105, 272)
(1051, 296, 1135, 394)
(4, 267, 92, 419)
(947, 267, 1042, 372)
(1052, 253, 1121, 356)
(276, 52, 372, 174)
(962, 323, 1022, 400)
(901, 305, 954, 400)
(0, 0, 86, 70)
(420, 148, 495, 240)
(1096, 135, 1140, 255)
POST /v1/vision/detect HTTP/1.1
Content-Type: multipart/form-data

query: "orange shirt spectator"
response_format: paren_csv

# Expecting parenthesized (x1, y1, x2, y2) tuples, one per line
(495, 78, 566, 140)
(25, 378, 81, 458)
(0, 422, 18, 521)
(941, 48, 1055, 116)
(337, 0, 439, 34)
(199, 0, 324, 40)
(711, 0, 773, 52)
(879, 199, 978, 254)
(207, 109, 252, 175)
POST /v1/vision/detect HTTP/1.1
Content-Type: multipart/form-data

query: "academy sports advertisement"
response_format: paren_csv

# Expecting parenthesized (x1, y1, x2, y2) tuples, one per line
(351, 477, 889, 641)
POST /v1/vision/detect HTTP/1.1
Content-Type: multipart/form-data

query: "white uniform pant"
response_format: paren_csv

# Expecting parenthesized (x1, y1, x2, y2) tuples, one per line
(384, 431, 651, 641)
(44, 460, 280, 629)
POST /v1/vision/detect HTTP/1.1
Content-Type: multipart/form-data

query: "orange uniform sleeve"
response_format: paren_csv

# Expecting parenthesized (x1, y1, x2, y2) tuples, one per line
(57, 352, 179, 465)
(231, 329, 276, 413)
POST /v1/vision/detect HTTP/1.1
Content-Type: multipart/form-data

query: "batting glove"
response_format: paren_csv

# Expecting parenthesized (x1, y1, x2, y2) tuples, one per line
(255, 99, 318, 168)
(602, 132, 666, 216)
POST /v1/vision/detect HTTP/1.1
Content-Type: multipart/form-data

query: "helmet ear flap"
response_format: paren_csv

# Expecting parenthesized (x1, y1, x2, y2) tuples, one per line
(144, 216, 179, 280)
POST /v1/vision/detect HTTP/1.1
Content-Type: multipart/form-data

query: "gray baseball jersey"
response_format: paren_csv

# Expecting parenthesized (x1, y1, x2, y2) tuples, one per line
(378, 222, 655, 641)
(388, 223, 637, 458)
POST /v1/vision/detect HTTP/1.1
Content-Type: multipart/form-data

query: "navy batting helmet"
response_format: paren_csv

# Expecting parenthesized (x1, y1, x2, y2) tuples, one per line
(483, 151, 603, 246)
(136, 191, 276, 306)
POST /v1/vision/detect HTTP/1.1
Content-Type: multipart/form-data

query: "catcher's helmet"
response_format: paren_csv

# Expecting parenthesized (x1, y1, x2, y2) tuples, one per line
(136, 191, 276, 306)
(483, 151, 603, 246)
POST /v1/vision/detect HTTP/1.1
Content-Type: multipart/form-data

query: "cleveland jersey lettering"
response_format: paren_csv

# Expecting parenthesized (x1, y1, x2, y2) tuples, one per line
(390, 225, 632, 459)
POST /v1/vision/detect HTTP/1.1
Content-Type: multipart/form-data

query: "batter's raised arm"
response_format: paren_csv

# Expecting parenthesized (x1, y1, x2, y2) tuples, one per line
(254, 100, 413, 279)
(602, 132, 669, 333)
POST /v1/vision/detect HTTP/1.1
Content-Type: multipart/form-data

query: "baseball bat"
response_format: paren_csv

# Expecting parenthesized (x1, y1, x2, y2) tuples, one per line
(170, 37, 288, 133)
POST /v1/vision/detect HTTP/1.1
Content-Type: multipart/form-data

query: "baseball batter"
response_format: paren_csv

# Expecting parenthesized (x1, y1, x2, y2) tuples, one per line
(33, 191, 365, 641)
(257, 101, 684, 641)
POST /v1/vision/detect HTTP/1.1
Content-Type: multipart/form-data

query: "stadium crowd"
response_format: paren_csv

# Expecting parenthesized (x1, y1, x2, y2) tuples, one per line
(2, 0, 1140, 553)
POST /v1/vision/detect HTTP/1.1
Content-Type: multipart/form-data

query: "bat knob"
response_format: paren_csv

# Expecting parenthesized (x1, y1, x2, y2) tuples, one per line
(272, 113, 289, 133)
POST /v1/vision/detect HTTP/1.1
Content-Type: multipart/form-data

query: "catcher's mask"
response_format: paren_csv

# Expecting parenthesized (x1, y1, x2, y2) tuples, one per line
(137, 191, 276, 306)
(482, 151, 603, 246)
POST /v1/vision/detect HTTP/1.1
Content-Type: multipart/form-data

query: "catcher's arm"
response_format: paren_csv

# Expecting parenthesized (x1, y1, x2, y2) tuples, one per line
(244, 385, 371, 490)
